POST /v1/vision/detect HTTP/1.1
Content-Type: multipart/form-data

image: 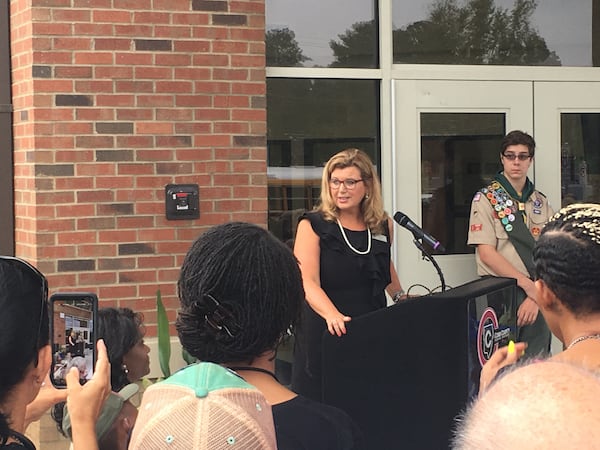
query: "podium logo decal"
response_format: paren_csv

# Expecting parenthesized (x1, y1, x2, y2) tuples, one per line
(477, 308, 499, 367)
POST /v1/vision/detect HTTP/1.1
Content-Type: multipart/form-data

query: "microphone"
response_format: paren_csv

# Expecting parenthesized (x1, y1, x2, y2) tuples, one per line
(393, 211, 446, 253)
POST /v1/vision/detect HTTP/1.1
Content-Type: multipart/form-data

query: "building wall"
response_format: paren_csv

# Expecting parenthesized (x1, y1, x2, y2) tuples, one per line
(9, 0, 267, 337)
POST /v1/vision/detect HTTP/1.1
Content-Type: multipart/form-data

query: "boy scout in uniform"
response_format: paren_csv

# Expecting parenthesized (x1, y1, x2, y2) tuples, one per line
(467, 130, 553, 356)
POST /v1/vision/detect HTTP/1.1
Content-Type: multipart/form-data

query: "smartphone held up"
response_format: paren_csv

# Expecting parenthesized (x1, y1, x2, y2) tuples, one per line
(49, 292, 98, 388)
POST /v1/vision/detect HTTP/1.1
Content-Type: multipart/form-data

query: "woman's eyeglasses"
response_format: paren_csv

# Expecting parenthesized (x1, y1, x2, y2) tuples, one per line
(0, 256, 48, 363)
(329, 178, 364, 190)
(502, 153, 532, 161)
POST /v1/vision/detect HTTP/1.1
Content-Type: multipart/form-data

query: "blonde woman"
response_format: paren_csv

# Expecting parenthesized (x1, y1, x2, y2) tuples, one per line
(292, 148, 406, 401)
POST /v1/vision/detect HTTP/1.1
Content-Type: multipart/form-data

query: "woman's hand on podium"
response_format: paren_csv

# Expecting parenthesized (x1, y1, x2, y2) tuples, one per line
(479, 340, 527, 396)
(325, 312, 352, 337)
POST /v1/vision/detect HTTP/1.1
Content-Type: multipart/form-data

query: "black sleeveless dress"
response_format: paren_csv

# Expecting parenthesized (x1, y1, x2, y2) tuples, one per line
(291, 212, 392, 402)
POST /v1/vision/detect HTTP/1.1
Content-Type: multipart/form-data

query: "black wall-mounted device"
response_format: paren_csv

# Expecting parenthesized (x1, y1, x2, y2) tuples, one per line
(165, 184, 199, 220)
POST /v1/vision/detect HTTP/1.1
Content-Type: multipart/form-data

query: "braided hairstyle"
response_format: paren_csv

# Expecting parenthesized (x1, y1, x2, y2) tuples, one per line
(533, 203, 600, 316)
(0, 257, 49, 444)
(176, 222, 304, 364)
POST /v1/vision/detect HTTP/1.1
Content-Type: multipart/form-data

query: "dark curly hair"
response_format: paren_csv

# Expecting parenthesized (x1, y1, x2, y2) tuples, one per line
(533, 203, 600, 316)
(176, 222, 304, 365)
(0, 257, 49, 445)
(97, 307, 145, 391)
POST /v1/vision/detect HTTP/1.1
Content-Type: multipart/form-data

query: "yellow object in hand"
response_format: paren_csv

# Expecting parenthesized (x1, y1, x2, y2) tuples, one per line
(507, 340, 516, 354)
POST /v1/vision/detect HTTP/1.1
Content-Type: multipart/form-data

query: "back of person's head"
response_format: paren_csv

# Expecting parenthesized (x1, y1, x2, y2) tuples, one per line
(500, 130, 536, 156)
(453, 361, 600, 449)
(176, 222, 303, 364)
(129, 362, 277, 450)
(97, 307, 145, 390)
(62, 384, 139, 450)
(318, 148, 386, 230)
(0, 256, 49, 443)
(533, 203, 600, 315)
(96, 400, 138, 450)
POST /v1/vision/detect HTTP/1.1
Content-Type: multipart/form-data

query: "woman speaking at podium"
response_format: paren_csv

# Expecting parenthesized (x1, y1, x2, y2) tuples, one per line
(291, 148, 406, 402)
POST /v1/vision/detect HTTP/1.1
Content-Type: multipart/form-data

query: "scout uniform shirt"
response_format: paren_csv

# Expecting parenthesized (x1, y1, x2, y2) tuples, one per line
(467, 182, 554, 277)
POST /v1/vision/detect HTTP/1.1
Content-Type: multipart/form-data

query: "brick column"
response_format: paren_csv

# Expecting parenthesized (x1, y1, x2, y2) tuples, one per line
(10, 0, 267, 331)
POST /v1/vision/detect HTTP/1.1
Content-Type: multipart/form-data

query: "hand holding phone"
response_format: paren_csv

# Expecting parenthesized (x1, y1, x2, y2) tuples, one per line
(49, 293, 98, 388)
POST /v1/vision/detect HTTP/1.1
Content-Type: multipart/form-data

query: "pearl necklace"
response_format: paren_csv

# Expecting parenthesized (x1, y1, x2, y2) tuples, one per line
(566, 334, 600, 350)
(336, 219, 371, 255)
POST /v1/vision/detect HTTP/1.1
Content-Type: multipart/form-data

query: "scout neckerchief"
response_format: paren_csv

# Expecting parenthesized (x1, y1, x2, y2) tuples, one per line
(480, 172, 536, 277)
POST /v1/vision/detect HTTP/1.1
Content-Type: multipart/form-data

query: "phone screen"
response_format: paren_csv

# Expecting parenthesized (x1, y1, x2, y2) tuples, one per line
(49, 292, 98, 388)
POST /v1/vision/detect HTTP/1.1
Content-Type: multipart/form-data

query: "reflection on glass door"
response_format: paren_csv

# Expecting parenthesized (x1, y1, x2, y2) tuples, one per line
(560, 114, 600, 205)
(421, 113, 505, 254)
(534, 82, 600, 211)
(267, 78, 380, 243)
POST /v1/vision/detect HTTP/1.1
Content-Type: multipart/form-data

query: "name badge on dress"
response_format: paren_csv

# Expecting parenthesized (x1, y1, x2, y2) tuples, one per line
(373, 234, 388, 243)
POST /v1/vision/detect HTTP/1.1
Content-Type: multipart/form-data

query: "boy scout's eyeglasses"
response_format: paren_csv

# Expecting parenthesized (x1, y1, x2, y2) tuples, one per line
(0, 256, 48, 364)
(502, 153, 532, 161)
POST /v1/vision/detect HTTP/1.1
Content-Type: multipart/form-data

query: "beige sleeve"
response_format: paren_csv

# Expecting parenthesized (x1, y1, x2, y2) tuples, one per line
(467, 192, 498, 247)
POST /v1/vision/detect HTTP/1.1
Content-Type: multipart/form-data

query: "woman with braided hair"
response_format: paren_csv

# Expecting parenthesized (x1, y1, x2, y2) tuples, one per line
(175, 222, 364, 449)
(478, 203, 600, 392)
(532, 202, 600, 369)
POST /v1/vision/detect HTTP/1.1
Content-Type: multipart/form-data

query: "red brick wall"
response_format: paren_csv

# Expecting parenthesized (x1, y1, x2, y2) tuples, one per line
(9, 0, 267, 336)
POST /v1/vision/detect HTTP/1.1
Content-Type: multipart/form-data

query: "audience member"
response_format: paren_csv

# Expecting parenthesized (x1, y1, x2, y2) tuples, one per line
(129, 362, 277, 450)
(479, 203, 600, 392)
(175, 222, 364, 449)
(454, 361, 600, 449)
(53, 307, 149, 446)
(62, 384, 139, 450)
(532, 202, 600, 369)
(478, 340, 526, 394)
(0, 256, 110, 450)
(97, 307, 150, 390)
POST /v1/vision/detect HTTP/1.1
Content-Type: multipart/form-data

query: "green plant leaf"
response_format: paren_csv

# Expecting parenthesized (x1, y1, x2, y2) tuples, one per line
(182, 347, 197, 366)
(156, 289, 171, 378)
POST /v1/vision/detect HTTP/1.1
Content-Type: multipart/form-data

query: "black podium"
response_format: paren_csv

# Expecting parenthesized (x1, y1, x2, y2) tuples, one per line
(322, 276, 517, 449)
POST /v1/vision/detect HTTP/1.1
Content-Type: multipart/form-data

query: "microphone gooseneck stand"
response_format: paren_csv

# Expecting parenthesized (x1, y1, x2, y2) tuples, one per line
(411, 238, 447, 292)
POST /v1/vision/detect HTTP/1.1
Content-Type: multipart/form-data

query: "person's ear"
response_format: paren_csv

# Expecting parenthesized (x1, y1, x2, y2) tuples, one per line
(37, 344, 52, 379)
(535, 279, 560, 312)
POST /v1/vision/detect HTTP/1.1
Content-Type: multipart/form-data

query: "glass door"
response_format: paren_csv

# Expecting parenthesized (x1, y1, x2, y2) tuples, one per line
(392, 80, 533, 293)
(534, 82, 600, 211)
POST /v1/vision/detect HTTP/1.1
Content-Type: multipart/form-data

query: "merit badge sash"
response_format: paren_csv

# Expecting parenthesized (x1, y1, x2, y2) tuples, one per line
(480, 181, 536, 277)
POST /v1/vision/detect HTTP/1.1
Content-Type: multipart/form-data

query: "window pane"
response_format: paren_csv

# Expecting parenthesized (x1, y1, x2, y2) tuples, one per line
(267, 79, 380, 241)
(266, 0, 378, 68)
(393, 0, 596, 66)
(561, 113, 600, 205)
(421, 113, 505, 254)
